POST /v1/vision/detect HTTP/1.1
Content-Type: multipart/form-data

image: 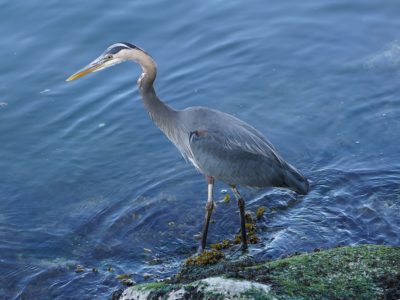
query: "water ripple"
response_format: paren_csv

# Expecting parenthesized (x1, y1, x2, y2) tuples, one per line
(1, 0, 400, 299)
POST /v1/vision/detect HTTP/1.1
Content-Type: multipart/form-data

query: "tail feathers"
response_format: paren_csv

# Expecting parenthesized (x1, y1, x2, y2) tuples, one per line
(283, 162, 309, 195)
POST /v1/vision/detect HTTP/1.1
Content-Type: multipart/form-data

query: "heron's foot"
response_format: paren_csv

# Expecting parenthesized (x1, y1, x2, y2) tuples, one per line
(240, 243, 248, 252)
(197, 244, 205, 254)
(228, 244, 249, 258)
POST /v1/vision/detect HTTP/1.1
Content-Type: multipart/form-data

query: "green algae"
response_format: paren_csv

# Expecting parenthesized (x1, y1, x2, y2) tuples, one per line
(185, 249, 225, 266)
(222, 193, 230, 203)
(241, 287, 275, 300)
(116, 274, 131, 280)
(134, 281, 171, 291)
(243, 244, 400, 299)
(210, 239, 232, 250)
(256, 206, 266, 219)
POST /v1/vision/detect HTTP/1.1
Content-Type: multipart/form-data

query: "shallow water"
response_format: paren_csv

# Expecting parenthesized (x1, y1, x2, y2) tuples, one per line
(1, 0, 400, 299)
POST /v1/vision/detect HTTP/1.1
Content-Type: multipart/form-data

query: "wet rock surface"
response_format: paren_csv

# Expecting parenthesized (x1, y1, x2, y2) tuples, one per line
(118, 244, 400, 300)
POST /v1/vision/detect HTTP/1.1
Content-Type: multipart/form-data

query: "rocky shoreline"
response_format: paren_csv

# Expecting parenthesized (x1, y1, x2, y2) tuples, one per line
(115, 244, 400, 299)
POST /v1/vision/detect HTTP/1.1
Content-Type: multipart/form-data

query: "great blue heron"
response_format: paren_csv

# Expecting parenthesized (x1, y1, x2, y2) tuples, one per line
(67, 42, 309, 252)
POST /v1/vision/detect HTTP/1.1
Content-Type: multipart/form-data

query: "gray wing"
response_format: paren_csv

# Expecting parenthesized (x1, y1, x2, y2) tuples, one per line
(189, 129, 288, 187)
(176, 107, 308, 193)
(186, 109, 287, 187)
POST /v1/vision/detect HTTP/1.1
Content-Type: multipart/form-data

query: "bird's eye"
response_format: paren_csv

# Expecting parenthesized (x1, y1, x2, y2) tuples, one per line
(105, 54, 113, 60)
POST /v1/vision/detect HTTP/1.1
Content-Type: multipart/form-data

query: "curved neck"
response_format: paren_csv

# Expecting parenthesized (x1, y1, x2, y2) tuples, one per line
(126, 49, 178, 138)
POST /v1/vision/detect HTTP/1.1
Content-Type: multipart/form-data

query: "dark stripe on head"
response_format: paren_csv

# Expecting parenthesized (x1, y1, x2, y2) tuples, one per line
(120, 42, 147, 54)
(107, 46, 128, 55)
(120, 42, 137, 49)
(105, 42, 144, 55)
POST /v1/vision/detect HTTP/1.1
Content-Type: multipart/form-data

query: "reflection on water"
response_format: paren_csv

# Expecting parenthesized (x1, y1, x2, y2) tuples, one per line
(0, 0, 400, 299)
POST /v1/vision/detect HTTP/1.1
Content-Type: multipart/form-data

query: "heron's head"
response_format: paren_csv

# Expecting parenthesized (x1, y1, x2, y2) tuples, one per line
(66, 42, 143, 81)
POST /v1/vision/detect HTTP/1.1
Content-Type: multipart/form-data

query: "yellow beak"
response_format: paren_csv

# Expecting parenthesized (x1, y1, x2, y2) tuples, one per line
(66, 63, 102, 82)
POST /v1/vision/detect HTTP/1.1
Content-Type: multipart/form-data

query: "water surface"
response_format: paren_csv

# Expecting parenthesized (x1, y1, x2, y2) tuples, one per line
(0, 1, 400, 299)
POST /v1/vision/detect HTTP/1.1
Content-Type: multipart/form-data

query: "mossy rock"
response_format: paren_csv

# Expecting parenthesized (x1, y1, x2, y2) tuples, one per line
(118, 245, 400, 300)
(120, 276, 272, 300)
(245, 244, 400, 299)
(184, 249, 224, 266)
(210, 239, 232, 250)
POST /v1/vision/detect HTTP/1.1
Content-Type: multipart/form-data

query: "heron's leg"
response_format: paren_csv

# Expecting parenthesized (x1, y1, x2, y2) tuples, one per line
(200, 176, 214, 252)
(230, 185, 248, 250)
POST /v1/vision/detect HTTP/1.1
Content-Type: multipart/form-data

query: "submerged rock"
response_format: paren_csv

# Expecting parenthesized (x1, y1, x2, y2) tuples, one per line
(74, 265, 85, 273)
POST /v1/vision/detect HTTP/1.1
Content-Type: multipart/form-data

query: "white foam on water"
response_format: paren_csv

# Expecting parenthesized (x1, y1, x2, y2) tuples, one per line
(365, 40, 400, 70)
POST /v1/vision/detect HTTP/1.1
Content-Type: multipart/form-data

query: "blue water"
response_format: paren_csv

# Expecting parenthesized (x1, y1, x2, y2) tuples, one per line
(1, 0, 400, 299)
